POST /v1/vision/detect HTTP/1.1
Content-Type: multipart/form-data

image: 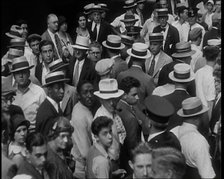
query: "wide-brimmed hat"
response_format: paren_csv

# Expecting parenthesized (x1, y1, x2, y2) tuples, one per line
(177, 97, 209, 117)
(126, 26, 142, 35)
(43, 71, 69, 87)
(49, 58, 69, 72)
(120, 14, 139, 23)
(7, 38, 26, 48)
(89, 5, 104, 14)
(207, 39, 221, 46)
(137, 0, 146, 4)
(157, 8, 169, 17)
(172, 42, 196, 58)
(102, 35, 125, 50)
(169, 63, 195, 83)
(11, 114, 30, 133)
(72, 36, 89, 50)
(83, 3, 95, 15)
(123, 0, 137, 9)
(120, 34, 134, 46)
(2, 79, 16, 96)
(10, 56, 34, 73)
(94, 78, 124, 99)
(95, 58, 114, 76)
(127, 42, 151, 59)
(5, 25, 23, 39)
(97, 3, 109, 11)
(144, 95, 174, 123)
(189, 27, 202, 41)
(7, 48, 24, 63)
(27, 34, 42, 44)
(149, 32, 164, 42)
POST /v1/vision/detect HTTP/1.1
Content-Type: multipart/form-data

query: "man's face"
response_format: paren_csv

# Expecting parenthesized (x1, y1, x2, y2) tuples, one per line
(55, 132, 70, 150)
(180, 9, 189, 21)
(130, 153, 153, 179)
(101, 98, 120, 114)
(188, 16, 196, 26)
(125, 87, 139, 105)
(92, 11, 101, 24)
(88, 47, 101, 63)
(159, 0, 167, 8)
(59, 23, 68, 32)
(79, 83, 94, 108)
(14, 69, 30, 87)
(215, 1, 221, 11)
(48, 15, 58, 32)
(74, 48, 87, 60)
(95, 126, 113, 148)
(78, 16, 86, 29)
(28, 145, 47, 171)
(206, 3, 214, 12)
(20, 24, 28, 39)
(49, 82, 65, 103)
(14, 125, 28, 144)
(158, 16, 168, 27)
(30, 40, 40, 55)
(41, 44, 54, 64)
(137, 3, 145, 10)
(150, 41, 162, 55)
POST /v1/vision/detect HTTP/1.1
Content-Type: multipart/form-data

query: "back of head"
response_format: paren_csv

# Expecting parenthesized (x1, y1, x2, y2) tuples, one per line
(203, 46, 220, 62)
(26, 132, 46, 153)
(119, 76, 140, 94)
(131, 142, 152, 162)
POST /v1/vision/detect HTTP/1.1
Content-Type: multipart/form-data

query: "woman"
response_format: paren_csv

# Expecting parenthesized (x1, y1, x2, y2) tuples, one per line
(8, 114, 30, 167)
(75, 12, 90, 39)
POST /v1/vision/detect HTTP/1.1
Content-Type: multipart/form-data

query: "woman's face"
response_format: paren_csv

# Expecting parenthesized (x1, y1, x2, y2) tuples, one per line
(78, 16, 86, 29)
(59, 22, 68, 32)
(14, 125, 28, 144)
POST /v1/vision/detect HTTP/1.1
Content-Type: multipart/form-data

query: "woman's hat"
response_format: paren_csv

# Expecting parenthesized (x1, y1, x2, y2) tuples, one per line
(169, 63, 195, 83)
(120, 14, 139, 23)
(102, 35, 125, 50)
(49, 58, 69, 72)
(123, 0, 137, 9)
(72, 36, 90, 50)
(177, 97, 209, 117)
(127, 42, 151, 59)
(10, 56, 34, 73)
(95, 58, 114, 76)
(5, 25, 23, 39)
(11, 114, 30, 133)
(94, 78, 124, 99)
(43, 71, 69, 87)
(172, 42, 196, 58)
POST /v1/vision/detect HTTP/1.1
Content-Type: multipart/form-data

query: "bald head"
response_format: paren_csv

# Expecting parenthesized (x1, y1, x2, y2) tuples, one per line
(47, 14, 58, 33)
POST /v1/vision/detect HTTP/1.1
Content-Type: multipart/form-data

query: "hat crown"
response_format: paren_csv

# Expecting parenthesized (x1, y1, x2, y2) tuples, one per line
(95, 58, 114, 76)
(175, 41, 191, 51)
(207, 39, 221, 46)
(98, 78, 119, 93)
(182, 97, 202, 110)
(107, 35, 121, 44)
(74, 36, 90, 48)
(157, 8, 168, 16)
(132, 43, 148, 52)
(206, 0, 214, 5)
(125, 0, 135, 5)
(149, 32, 164, 41)
(174, 63, 190, 74)
(8, 48, 23, 57)
(84, 3, 95, 10)
(10, 38, 26, 43)
(12, 56, 28, 66)
(49, 58, 63, 68)
(45, 71, 65, 79)
(124, 14, 135, 20)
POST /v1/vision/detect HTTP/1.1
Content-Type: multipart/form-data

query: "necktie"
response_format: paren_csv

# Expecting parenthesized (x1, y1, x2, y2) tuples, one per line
(93, 23, 97, 41)
(161, 27, 166, 32)
(54, 34, 63, 57)
(148, 55, 155, 76)
(113, 114, 126, 145)
(36, 54, 40, 66)
(73, 60, 79, 87)
(57, 102, 63, 116)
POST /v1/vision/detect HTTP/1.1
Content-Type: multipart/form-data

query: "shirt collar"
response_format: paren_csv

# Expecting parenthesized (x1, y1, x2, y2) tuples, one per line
(111, 54, 120, 60)
(95, 142, 109, 159)
(148, 130, 165, 141)
(47, 28, 55, 36)
(47, 96, 59, 112)
(16, 80, 32, 94)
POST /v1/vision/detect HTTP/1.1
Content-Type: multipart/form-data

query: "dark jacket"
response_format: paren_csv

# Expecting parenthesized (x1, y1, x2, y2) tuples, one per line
(202, 27, 220, 48)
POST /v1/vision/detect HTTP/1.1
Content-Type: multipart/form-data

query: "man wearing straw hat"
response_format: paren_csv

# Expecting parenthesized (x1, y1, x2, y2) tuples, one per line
(171, 97, 215, 179)
(10, 56, 46, 132)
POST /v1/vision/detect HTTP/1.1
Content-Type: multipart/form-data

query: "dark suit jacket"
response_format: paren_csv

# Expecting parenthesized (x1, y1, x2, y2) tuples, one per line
(153, 24, 180, 56)
(111, 56, 128, 79)
(148, 131, 181, 151)
(210, 96, 221, 132)
(202, 27, 220, 48)
(87, 21, 112, 44)
(35, 62, 43, 85)
(35, 98, 60, 137)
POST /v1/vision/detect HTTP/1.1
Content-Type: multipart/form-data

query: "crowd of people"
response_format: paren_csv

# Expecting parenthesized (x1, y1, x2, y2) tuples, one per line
(1, 0, 221, 178)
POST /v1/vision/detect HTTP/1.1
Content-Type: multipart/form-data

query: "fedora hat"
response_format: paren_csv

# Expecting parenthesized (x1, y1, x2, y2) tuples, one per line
(7, 48, 24, 63)
(7, 38, 26, 48)
(123, 0, 137, 9)
(120, 34, 134, 46)
(49, 58, 69, 72)
(120, 14, 139, 23)
(27, 34, 42, 44)
(102, 35, 125, 50)
(157, 8, 169, 17)
(94, 78, 124, 99)
(149, 32, 164, 42)
(177, 97, 209, 117)
(172, 42, 196, 58)
(144, 95, 174, 123)
(10, 56, 34, 73)
(2, 79, 16, 96)
(127, 42, 151, 59)
(5, 25, 23, 39)
(84, 3, 95, 15)
(169, 63, 195, 83)
(72, 36, 90, 50)
(126, 26, 142, 35)
(43, 71, 69, 87)
(95, 58, 114, 76)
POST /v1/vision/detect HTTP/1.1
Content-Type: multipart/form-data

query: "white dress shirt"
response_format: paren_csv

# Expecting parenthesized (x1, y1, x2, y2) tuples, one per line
(41, 62, 50, 85)
(172, 20, 190, 42)
(73, 59, 85, 84)
(46, 96, 62, 113)
(91, 21, 100, 41)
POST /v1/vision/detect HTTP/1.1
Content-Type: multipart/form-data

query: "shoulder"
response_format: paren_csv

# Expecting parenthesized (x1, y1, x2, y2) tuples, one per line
(93, 155, 109, 166)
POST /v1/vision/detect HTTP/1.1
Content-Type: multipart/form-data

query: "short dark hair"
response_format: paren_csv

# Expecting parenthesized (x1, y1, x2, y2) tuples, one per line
(76, 12, 87, 21)
(58, 15, 67, 28)
(89, 41, 103, 52)
(177, 6, 188, 16)
(119, 76, 140, 94)
(15, 19, 28, 26)
(26, 132, 46, 153)
(39, 40, 54, 52)
(76, 80, 93, 94)
(203, 46, 220, 62)
(131, 142, 152, 162)
(91, 116, 113, 136)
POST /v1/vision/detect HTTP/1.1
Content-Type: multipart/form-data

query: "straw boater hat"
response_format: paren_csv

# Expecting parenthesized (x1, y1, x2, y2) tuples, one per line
(27, 34, 42, 44)
(10, 56, 34, 73)
(72, 36, 90, 50)
(169, 63, 195, 83)
(172, 42, 196, 58)
(49, 58, 69, 72)
(126, 26, 142, 35)
(7, 48, 24, 63)
(7, 38, 26, 48)
(89, 5, 104, 14)
(157, 8, 169, 17)
(95, 58, 114, 76)
(94, 78, 124, 99)
(207, 39, 221, 46)
(177, 97, 209, 117)
(127, 42, 151, 59)
(123, 0, 137, 9)
(120, 14, 139, 23)
(83, 3, 95, 15)
(5, 25, 23, 39)
(120, 34, 134, 46)
(149, 33, 164, 42)
(102, 35, 125, 50)
(43, 71, 69, 87)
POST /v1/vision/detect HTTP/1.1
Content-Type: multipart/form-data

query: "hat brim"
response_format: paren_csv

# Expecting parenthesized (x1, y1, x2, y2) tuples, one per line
(5, 33, 22, 39)
(120, 19, 138, 23)
(102, 41, 125, 50)
(123, 4, 137, 9)
(127, 48, 151, 59)
(71, 45, 89, 50)
(177, 105, 209, 117)
(94, 90, 124, 99)
(171, 50, 196, 58)
(43, 78, 70, 87)
(10, 65, 34, 73)
(169, 71, 195, 83)
(51, 63, 69, 72)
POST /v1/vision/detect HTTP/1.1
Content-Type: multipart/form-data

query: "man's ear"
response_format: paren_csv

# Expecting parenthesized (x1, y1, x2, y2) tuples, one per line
(128, 160, 134, 170)
(94, 134, 99, 142)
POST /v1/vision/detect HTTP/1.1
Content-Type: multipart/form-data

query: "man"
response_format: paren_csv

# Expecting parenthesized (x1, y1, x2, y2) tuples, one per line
(151, 147, 186, 179)
(11, 56, 46, 132)
(158, 0, 175, 22)
(35, 71, 69, 137)
(119, 14, 140, 35)
(127, 142, 153, 179)
(136, 0, 146, 26)
(87, 5, 112, 43)
(117, 76, 142, 175)
(172, 97, 215, 179)
(35, 40, 54, 85)
(17, 133, 51, 179)
(145, 32, 172, 85)
(143, 95, 181, 151)
(69, 36, 97, 87)
(87, 41, 102, 66)
(102, 35, 128, 78)
(153, 8, 180, 56)
(70, 80, 95, 179)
